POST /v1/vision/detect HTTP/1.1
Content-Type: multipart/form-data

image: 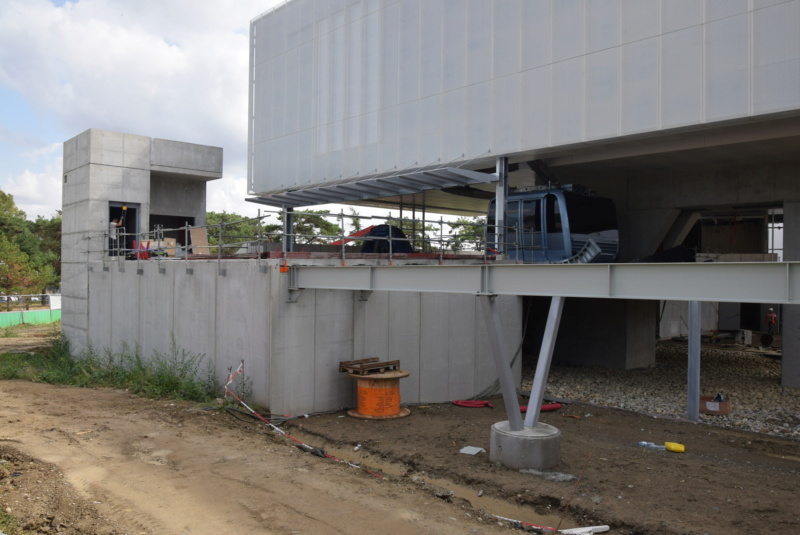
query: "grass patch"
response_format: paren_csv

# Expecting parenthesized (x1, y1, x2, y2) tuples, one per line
(0, 510, 23, 535)
(1, 324, 21, 338)
(0, 335, 219, 403)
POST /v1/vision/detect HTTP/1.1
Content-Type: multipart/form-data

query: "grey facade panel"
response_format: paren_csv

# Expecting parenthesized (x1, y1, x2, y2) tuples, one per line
(249, 0, 800, 198)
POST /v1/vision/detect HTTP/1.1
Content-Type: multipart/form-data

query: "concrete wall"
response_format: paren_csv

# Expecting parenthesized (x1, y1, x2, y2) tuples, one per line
(62, 129, 223, 350)
(78, 258, 522, 415)
(150, 175, 208, 226)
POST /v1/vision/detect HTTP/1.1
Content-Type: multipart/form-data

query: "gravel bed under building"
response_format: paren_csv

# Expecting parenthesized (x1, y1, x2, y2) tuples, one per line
(526, 342, 800, 440)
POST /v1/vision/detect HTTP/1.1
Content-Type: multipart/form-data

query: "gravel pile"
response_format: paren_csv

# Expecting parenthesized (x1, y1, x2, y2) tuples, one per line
(525, 343, 800, 440)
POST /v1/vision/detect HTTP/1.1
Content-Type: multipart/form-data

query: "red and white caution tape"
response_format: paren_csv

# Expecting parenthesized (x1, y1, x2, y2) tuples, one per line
(223, 361, 384, 479)
(490, 514, 609, 534)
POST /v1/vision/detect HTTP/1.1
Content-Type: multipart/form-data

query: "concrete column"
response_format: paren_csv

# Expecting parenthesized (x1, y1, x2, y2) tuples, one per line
(781, 202, 800, 388)
(527, 297, 657, 370)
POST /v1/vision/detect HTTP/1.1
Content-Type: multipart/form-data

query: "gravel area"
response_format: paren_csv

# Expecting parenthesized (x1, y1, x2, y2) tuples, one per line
(526, 342, 800, 440)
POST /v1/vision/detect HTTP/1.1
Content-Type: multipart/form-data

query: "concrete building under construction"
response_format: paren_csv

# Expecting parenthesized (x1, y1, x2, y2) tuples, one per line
(62, 1, 800, 434)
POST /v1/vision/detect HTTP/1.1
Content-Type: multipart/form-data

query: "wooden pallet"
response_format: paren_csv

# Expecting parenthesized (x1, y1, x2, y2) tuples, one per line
(339, 358, 401, 375)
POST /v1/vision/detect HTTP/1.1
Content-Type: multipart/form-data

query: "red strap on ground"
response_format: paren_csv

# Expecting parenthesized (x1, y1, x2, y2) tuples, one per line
(520, 403, 562, 413)
(452, 400, 494, 408)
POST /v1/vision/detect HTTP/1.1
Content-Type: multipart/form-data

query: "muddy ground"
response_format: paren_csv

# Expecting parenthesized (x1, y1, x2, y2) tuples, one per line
(0, 328, 799, 534)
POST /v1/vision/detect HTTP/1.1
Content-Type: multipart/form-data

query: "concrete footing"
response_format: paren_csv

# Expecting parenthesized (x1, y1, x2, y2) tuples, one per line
(489, 421, 561, 470)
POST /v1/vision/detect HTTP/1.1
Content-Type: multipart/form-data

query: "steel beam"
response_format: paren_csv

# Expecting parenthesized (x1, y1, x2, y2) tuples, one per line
(292, 262, 800, 304)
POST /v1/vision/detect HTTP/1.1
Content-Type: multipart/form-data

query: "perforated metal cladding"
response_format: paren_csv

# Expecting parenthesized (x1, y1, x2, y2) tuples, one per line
(249, 0, 800, 199)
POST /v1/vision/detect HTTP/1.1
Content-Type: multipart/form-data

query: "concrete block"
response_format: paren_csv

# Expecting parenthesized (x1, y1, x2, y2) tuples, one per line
(61, 234, 90, 264)
(447, 294, 477, 400)
(138, 262, 175, 359)
(62, 296, 88, 330)
(313, 289, 355, 412)
(419, 293, 451, 402)
(63, 130, 91, 172)
(62, 325, 88, 355)
(151, 138, 223, 178)
(110, 267, 142, 352)
(270, 271, 316, 415)
(87, 267, 113, 350)
(173, 261, 216, 361)
(490, 421, 561, 471)
(89, 130, 125, 167)
(215, 262, 270, 407)
(61, 263, 89, 299)
(61, 202, 94, 233)
(62, 181, 90, 207)
(354, 291, 390, 361)
(120, 168, 151, 202)
(123, 133, 151, 170)
(150, 176, 207, 218)
(388, 292, 421, 402)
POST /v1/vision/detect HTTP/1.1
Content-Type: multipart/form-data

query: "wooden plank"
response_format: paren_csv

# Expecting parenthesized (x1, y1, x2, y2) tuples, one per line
(190, 227, 210, 255)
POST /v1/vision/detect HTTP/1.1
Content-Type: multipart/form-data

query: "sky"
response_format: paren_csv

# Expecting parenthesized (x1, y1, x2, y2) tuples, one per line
(0, 0, 284, 221)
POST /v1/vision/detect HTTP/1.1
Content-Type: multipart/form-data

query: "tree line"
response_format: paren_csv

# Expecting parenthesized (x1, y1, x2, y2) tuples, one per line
(0, 190, 61, 301)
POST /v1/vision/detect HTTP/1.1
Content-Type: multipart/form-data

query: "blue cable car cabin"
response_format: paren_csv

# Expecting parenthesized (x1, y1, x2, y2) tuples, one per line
(486, 186, 619, 263)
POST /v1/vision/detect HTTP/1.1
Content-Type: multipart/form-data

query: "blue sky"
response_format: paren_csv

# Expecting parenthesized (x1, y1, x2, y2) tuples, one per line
(0, 0, 283, 219)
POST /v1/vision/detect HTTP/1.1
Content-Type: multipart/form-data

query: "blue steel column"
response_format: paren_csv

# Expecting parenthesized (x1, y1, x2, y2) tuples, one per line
(495, 157, 508, 255)
(524, 296, 565, 428)
(687, 301, 701, 421)
(479, 294, 524, 431)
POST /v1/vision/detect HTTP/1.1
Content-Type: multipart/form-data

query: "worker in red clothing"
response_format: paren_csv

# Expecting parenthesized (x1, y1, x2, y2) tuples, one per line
(766, 308, 778, 335)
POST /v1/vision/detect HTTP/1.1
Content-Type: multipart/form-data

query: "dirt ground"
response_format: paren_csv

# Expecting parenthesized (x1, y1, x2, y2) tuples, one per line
(1, 330, 799, 535)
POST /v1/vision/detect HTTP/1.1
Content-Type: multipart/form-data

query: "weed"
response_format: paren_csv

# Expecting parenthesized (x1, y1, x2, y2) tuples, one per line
(0, 325, 20, 338)
(0, 333, 218, 402)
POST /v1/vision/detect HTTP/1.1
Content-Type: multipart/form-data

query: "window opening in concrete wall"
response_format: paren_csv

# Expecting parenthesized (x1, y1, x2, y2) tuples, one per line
(149, 215, 195, 247)
(109, 202, 139, 255)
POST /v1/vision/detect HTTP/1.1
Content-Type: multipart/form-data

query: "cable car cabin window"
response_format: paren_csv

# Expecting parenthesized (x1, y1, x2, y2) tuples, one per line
(562, 191, 619, 262)
(521, 199, 541, 260)
(544, 194, 565, 254)
(563, 192, 617, 234)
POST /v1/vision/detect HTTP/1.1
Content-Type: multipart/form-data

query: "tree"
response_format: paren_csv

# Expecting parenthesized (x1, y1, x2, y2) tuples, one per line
(206, 211, 281, 254)
(448, 216, 486, 252)
(0, 190, 26, 220)
(0, 190, 60, 290)
(280, 210, 342, 244)
(0, 235, 52, 309)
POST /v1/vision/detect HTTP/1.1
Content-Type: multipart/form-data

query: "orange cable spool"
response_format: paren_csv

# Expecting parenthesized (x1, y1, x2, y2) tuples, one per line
(347, 370, 410, 419)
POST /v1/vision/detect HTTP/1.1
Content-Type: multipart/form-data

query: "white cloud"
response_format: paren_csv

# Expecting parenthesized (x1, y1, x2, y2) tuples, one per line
(4, 163, 63, 220)
(0, 0, 278, 175)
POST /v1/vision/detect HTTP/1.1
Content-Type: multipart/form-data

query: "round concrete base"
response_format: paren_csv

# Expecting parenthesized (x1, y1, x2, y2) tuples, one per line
(489, 421, 561, 471)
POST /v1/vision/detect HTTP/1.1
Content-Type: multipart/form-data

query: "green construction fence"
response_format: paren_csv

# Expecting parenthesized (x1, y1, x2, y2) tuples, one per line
(0, 309, 62, 328)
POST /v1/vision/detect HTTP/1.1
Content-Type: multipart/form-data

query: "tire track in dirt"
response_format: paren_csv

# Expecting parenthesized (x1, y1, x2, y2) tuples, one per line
(0, 381, 511, 535)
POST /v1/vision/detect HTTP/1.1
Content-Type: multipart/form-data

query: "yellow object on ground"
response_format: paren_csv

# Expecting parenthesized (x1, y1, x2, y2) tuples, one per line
(665, 442, 685, 453)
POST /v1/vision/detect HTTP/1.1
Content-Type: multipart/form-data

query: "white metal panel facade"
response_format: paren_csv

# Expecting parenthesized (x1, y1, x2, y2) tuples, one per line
(249, 0, 800, 197)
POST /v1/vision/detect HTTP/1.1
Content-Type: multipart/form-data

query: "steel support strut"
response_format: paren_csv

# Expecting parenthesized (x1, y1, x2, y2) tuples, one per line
(687, 301, 701, 421)
(479, 294, 524, 431)
(525, 296, 565, 428)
